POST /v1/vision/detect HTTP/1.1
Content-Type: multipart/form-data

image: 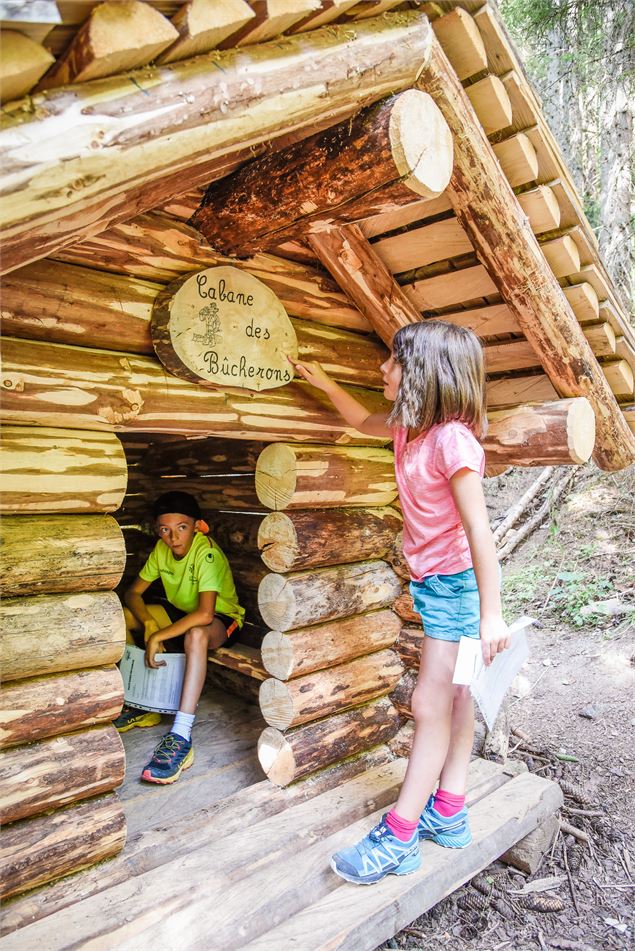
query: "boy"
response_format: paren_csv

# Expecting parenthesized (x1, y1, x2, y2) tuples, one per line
(115, 491, 244, 784)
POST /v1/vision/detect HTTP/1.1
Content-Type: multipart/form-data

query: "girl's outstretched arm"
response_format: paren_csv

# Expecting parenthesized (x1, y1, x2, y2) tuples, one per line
(450, 468, 511, 666)
(291, 359, 391, 437)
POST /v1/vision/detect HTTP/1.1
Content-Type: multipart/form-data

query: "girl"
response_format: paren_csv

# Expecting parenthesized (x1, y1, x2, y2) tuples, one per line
(292, 320, 510, 885)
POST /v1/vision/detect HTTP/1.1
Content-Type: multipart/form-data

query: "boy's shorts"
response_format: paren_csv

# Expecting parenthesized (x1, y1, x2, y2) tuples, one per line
(159, 600, 242, 652)
(410, 567, 480, 642)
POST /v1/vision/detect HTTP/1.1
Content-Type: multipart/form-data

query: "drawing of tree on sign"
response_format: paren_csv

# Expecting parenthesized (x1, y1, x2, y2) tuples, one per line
(193, 303, 222, 346)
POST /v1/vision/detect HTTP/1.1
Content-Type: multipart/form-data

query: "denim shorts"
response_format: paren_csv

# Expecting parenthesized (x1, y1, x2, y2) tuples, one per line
(410, 567, 480, 642)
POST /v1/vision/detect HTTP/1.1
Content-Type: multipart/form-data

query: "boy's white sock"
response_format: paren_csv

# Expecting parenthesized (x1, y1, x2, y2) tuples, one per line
(171, 711, 195, 741)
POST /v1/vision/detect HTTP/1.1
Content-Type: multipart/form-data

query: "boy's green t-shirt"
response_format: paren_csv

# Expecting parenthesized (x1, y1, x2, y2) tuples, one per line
(139, 532, 244, 626)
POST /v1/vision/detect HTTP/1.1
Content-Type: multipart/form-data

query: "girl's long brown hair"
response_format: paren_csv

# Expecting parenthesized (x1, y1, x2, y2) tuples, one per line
(387, 320, 487, 438)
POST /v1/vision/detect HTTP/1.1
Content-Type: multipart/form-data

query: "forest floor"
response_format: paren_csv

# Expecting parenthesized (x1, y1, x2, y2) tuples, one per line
(381, 464, 635, 951)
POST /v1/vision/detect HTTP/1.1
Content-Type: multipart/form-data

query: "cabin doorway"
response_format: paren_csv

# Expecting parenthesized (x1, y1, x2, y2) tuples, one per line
(114, 433, 268, 835)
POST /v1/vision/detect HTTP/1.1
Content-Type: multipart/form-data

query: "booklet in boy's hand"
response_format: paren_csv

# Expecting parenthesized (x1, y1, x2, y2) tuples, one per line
(452, 616, 533, 730)
(119, 645, 186, 714)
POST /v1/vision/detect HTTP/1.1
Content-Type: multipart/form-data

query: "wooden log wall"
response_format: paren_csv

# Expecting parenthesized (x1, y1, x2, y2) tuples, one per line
(246, 442, 410, 787)
(0, 425, 128, 900)
(116, 433, 410, 787)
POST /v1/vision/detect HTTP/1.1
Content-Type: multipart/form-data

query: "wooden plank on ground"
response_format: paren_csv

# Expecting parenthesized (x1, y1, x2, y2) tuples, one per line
(1, 742, 395, 937)
(241, 771, 563, 951)
(1, 758, 509, 949)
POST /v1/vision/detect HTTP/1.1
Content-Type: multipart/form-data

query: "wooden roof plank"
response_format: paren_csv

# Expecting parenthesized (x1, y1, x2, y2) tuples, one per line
(465, 74, 512, 134)
(36, 1, 179, 90)
(405, 263, 497, 311)
(0, 30, 54, 103)
(431, 7, 487, 80)
(492, 131, 538, 186)
(226, 0, 322, 47)
(290, 0, 358, 33)
(156, 0, 256, 64)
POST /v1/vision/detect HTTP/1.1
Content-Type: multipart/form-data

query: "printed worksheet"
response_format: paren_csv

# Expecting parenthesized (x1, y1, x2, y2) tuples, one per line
(452, 616, 533, 729)
(119, 645, 186, 714)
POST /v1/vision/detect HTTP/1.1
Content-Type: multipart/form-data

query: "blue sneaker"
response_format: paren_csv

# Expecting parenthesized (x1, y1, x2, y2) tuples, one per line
(418, 795, 472, 848)
(330, 816, 421, 885)
(141, 732, 193, 785)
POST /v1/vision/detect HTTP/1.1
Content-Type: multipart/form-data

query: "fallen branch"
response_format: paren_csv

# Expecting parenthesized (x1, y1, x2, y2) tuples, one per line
(497, 469, 577, 561)
(559, 820, 591, 844)
(493, 466, 555, 544)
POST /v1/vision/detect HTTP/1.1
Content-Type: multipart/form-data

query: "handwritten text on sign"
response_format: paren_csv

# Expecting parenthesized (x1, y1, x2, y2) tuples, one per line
(151, 266, 298, 391)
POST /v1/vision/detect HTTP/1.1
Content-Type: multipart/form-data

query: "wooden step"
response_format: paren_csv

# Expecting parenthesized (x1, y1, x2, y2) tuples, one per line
(2, 757, 515, 949)
(241, 771, 563, 951)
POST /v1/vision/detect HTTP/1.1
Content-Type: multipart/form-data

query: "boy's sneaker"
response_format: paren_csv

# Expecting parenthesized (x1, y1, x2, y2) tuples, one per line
(418, 795, 472, 848)
(330, 816, 421, 885)
(114, 705, 161, 733)
(141, 732, 194, 785)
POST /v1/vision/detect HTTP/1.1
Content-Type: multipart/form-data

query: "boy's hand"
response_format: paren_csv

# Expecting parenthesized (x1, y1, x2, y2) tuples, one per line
(480, 616, 511, 667)
(288, 357, 334, 393)
(145, 633, 167, 669)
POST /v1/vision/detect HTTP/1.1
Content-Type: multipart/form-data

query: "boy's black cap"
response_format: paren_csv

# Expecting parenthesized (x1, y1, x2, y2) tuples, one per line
(153, 491, 201, 521)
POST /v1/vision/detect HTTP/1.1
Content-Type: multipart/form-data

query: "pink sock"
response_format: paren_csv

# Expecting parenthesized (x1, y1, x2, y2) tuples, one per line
(433, 788, 465, 817)
(385, 809, 418, 842)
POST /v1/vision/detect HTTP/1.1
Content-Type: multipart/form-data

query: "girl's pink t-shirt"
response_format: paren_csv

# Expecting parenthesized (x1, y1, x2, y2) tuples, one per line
(393, 421, 485, 581)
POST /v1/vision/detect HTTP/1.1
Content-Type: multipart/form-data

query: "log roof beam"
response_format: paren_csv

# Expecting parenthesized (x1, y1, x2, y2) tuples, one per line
(414, 33, 635, 470)
(0, 10, 433, 274)
(191, 87, 453, 257)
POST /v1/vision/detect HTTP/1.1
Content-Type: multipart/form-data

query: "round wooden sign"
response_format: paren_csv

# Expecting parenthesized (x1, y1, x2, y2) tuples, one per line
(151, 266, 298, 391)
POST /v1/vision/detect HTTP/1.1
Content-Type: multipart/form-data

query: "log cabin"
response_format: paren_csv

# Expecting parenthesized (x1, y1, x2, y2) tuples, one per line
(1, 1, 634, 947)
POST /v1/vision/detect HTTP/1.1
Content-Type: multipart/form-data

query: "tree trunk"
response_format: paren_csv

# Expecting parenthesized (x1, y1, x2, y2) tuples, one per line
(0, 591, 125, 683)
(257, 560, 401, 631)
(0, 11, 433, 272)
(192, 88, 452, 254)
(0, 426, 127, 514)
(258, 649, 403, 729)
(415, 34, 635, 471)
(257, 506, 402, 572)
(0, 667, 123, 750)
(1, 336, 389, 444)
(261, 608, 401, 680)
(255, 443, 397, 510)
(484, 398, 595, 466)
(0, 793, 126, 901)
(0, 726, 125, 824)
(0, 515, 126, 596)
(257, 696, 401, 786)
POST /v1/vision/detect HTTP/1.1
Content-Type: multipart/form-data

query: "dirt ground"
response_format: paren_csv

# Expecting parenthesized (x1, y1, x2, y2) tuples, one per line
(381, 464, 635, 951)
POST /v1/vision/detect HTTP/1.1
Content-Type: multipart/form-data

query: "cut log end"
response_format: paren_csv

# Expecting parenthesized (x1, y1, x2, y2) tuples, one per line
(259, 678, 295, 731)
(255, 444, 297, 511)
(257, 726, 295, 785)
(261, 630, 294, 681)
(388, 89, 453, 199)
(258, 573, 294, 631)
(257, 511, 298, 573)
(567, 397, 596, 463)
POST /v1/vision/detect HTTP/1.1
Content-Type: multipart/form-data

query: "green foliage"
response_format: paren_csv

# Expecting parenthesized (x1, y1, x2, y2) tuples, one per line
(503, 561, 616, 628)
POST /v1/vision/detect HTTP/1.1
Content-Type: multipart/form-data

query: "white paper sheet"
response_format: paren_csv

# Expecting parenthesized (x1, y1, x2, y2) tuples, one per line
(119, 645, 186, 714)
(452, 616, 533, 730)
